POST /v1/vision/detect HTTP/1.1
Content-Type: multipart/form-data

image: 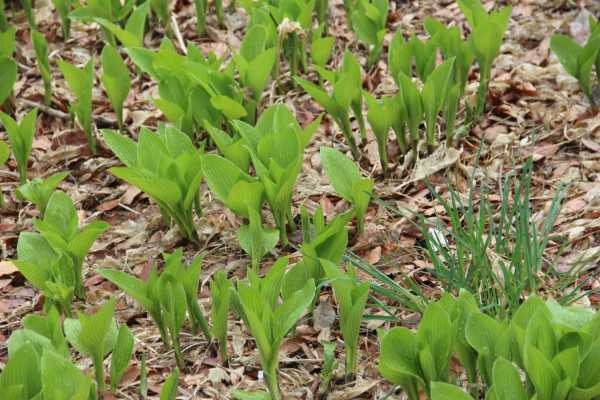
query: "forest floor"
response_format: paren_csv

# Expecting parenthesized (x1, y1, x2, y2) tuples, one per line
(1, 0, 600, 398)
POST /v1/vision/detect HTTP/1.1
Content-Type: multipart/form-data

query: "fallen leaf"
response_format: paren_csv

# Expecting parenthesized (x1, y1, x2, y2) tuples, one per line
(0, 261, 18, 277)
(413, 147, 461, 181)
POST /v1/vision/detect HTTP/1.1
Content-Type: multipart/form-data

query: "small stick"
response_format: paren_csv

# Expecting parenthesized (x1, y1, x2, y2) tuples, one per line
(18, 98, 116, 126)
(171, 14, 187, 55)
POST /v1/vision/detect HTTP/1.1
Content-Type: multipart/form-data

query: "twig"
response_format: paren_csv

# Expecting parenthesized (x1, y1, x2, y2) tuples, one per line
(171, 14, 187, 55)
(18, 98, 116, 126)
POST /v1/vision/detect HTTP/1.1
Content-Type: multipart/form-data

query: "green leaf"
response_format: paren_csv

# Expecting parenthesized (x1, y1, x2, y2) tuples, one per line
(524, 345, 559, 400)
(0, 108, 37, 184)
(41, 350, 92, 400)
(492, 357, 527, 400)
(110, 324, 134, 392)
(312, 36, 335, 67)
(211, 95, 247, 119)
(431, 382, 474, 400)
(237, 207, 279, 270)
(101, 45, 131, 127)
(0, 343, 41, 399)
(320, 146, 363, 200)
(0, 57, 17, 105)
(159, 368, 179, 400)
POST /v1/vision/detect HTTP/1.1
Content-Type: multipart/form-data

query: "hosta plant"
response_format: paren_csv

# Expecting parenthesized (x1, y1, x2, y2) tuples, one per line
(59, 59, 96, 153)
(232, 257, 316, 400)
(322, 259, 369, 379)
(457, 0, 511, 119)
(94, 1, 150, 48)
(379, 293, 600, 400)
(0, 108, 37, 184)
(233, 104, 320, 244)
(15, 190, 109, 302)
(282, 205, 352, 299)
(351, 0, 388, 67)
(551, 28, 600, 108)
(195, 0, 224, 36)
(233, 25, 278, 123)
(70, 0, 135, 46)
(127, 39, 246, 136)
(64, 298, 119, 392)
(0, 27, 17, 107)
(17, 171, 69, 216)
(98, 249, 211, 369)
(101, 45, 131, 128)
(210, 270, 233, 364)
(311, 25, 335, 70)
(0, 140, 8, 205)
(31, 30, 52, 105)
(296, 51, 365, 159)
(103, 125, 203, 241)
(52, 0, 75, 38)
(320, 147, 373, 234)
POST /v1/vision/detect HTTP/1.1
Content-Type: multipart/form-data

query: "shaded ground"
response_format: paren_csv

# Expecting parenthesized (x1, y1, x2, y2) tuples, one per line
(1, 0, 600, 398)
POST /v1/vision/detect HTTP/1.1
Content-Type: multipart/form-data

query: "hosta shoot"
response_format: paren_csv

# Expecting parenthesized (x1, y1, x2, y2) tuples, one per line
(59, 59, 96, 154)
(31, 30, 52, 106)
(232, 257, 316, 400)
(52, 0, 75, 38)
(20, 0, 36, 29)
(17, 171, 69, 216)
(296, 51, 365, 159)
(98, 249, 212, 369)
(94, 1, 150, 48)
(15, 190, 110, 302)
(457, 0, 511, 118)
(351, 0, 388, 67)
(320, 147, 373, 234)
(551, 31, 600, 108)
(0, 108, 37, 184)
(103, 126, 203, 242)
(234, 104, 320, 245)
(321, 260, 369, 379)
(210, 270, 232, 364)
(0, 27, 17, 107)
(69, 0, 135, 46)
(0, 140, 8, 206)
(101, 45, 131, 128)
(64, 298, 119, 392)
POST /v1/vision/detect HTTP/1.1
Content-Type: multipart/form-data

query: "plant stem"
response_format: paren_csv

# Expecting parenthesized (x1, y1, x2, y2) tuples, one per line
(173, 338, 185, 371)
(194, 0, 206, 36)
(339, 115, 360, 160)
(214, 0, 225, 27)
(264, 363, 282, 400)
(474, 68, 490, 120)
(351, 100, 366, 141)
(92, 353, 105, 392)
(43, 80, 52, 106)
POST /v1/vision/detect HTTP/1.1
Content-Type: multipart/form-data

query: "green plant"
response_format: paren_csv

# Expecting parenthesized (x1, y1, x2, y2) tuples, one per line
(0, 27, 16, 108)
(103, 125, 203, 241)
(70, 0, 135, 46)
(52, 0, 75, 38)
(7, 307, 69, 359)
(0, 0, 8, 31)
(204, 121, 250, 170)
(311, 26, 334, 70)
(194, 0, 224, 35)
(457, 0, 511, 119)
(379, 294, 600, 400)
(282, 205, 352, 299)
(127, 39, 247, 136)
(351, 0, 388, 67)
(319, 146, 373, 235)
(415, 156, 567, 316)
(551, 33, 600, 108)
(64, 298, 119, 392)
(160, 368, 180, 400)
(379, 301, 453, 399)
(233, 25, 277, 122)
(0, 108, 37, 184)
(101, 45, 131, 128)
(296, 51, 365, 159)
(234, 104, 320, 245)
(238, 207, 280, 270)
(31, 30, 53, 106)
(20, 0, 36, 28)
(110, 324, 135, 393)
(318, 341, 338, 394)
(59, 59, 96, 154)
(0, 140, 8, 205)
(149, 0, 170, 30)
(363, 93, 394, 175)
(210, 270, 233, 364)
(17, 171, 69, 216)
(97, 249, 211, 369)
(94, 1, 150, 48)
(322, 259, 369, 379)
(231, 257, 316, 400)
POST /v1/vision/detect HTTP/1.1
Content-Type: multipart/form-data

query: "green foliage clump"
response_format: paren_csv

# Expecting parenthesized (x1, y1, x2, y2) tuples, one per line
(31, 30, 53, 106)
(232, 257, 316, 400)
(379, 292, 600, 400)
(101, 45, 131, 128)
(98, 249, 211, 370)
(14, 190, 109, 308)
(103, 125, 203, 241)
(17, 171, 69, 216)
(0, 27, 17, 108)
(0, 108, 37, 184)
(351, 0, 388, 67)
